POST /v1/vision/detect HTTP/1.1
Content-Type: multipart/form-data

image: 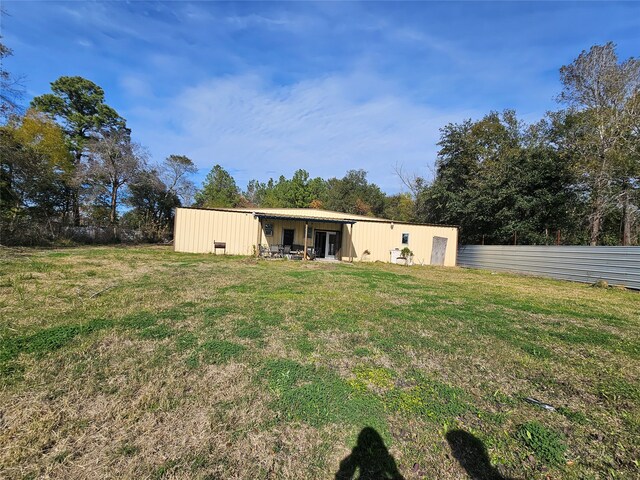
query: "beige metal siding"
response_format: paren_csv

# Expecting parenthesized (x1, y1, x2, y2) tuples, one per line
(259, 220, 341, 248)
(260, 219, 304, 246)
(174, 208, 259, 254)
(174, 207, 458, 265)
(344, 221, 458, 266)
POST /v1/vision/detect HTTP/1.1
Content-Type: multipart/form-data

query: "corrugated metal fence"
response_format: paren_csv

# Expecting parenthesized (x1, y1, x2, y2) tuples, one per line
(457, 245, 640, 290)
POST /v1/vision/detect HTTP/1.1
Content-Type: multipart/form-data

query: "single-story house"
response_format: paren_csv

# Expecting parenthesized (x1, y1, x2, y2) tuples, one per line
(173, 207, 458, 266)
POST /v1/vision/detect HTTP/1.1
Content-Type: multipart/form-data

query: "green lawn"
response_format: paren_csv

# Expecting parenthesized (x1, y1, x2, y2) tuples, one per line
(1, 246, 638, 479)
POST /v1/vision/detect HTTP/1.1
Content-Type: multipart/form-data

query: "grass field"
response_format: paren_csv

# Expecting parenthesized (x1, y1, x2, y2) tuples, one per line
(1, 246, 638, 479)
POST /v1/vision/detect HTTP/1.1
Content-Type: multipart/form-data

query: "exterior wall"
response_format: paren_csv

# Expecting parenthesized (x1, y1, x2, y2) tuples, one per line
(174, 208, 346, 256)
(174, 207, 458, 266)
(174, 208, 259, 254)
(345, 221, 458, 266)
(258, 220, 341, 248)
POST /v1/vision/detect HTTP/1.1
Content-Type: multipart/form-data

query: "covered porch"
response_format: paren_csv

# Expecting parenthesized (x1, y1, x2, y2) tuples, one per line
(253, 213, 356, 261)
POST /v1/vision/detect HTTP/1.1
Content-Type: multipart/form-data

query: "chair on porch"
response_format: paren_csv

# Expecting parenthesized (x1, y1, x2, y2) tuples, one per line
(269, 245, 281, 258)
(306, 247, 316, 260)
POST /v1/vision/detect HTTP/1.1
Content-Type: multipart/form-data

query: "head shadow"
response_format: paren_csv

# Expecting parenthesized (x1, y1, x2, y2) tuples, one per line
(335, 427, 405, 480)
(446, 429, 513, 480)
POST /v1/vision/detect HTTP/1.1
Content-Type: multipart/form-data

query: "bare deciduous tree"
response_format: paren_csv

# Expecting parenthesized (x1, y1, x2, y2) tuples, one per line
(558, 42, 640, 245)
(0, 37, 24, 122)
(618, 90, 640, 245)
(84, 128, 146, 226)
(393, 161, 427, 199)
(160, 154, 196, 206)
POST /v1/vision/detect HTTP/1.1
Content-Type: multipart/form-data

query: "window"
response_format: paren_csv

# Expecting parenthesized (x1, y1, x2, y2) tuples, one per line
(306, 226, 313, 239)
(402, 233, 409, 244)
(264, 223, 273, 236)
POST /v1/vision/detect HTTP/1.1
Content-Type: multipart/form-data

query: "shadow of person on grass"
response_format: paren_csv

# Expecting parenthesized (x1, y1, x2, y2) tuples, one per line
(335, 427, 405, 480)
(446, 429, 512, 480)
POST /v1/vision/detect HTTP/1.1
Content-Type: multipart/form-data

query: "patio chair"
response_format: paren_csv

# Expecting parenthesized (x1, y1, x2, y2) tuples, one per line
(269, 245, 281, 258)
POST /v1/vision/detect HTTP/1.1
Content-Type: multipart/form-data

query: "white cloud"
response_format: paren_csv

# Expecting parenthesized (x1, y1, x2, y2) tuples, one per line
(119, 75, 152, 98)
(225, 13, 302, 30)
(126, 71, 478, 193)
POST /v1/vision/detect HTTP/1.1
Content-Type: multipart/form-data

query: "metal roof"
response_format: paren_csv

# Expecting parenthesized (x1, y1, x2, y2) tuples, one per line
(179, 207, 459, 228)
(254, 213, 357, 224)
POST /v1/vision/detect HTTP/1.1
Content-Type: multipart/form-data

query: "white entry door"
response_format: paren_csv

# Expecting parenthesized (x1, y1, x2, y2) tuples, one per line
(326, 232, 337, 259)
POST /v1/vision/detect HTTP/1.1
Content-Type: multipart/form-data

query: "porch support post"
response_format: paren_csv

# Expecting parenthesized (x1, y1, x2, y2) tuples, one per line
(303, 221, 309, 260)
(255, 217, 262, 257)
(348, 223, 353, 262)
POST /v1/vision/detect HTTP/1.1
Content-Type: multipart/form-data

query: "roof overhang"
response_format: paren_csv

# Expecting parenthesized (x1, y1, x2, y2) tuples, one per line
(254, 213, 356, 225)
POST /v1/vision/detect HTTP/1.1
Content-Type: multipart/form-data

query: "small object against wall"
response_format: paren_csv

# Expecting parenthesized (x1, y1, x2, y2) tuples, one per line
(213, 241, 226, 255)
(400, 247, 414, 266)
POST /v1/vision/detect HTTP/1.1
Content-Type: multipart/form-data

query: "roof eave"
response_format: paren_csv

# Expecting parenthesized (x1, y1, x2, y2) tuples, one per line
(254, 213, 356, 225)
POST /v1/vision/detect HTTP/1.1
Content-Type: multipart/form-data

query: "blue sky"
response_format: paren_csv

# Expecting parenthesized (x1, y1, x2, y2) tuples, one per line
(3, 1, 639, 193)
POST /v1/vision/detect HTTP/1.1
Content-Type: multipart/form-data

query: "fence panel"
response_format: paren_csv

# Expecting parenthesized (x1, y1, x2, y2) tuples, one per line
(457, 245, 640, 290)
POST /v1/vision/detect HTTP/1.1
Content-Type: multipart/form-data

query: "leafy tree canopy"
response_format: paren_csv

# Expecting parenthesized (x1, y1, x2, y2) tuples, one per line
(194, 164, 240, 208)
(30, 76, 126, 160)
(325, 169, 386, 217)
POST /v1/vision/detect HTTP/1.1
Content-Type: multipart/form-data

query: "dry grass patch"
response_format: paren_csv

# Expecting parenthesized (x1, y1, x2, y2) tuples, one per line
(1, 246, 639, 479)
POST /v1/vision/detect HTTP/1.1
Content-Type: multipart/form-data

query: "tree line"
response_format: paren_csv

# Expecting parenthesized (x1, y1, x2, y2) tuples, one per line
(1, 57, 197, 244)
(1, 39, 638, 246)
(187, 43, 640, 246)
(417, 43, 640, 246)
(193, 166, 399, 219)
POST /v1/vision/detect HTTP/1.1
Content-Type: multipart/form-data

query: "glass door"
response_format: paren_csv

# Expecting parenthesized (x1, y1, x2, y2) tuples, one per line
(326, 232, 337, 259)
(314, 231, 327, 258)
